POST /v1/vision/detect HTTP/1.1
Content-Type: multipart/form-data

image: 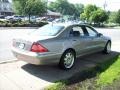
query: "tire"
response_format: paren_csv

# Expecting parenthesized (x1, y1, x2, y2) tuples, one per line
(59, 50, 76, 70)
(103, 41, 111, 54)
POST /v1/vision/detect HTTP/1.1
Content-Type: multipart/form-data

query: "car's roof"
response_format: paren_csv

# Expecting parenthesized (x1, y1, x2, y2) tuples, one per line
(48, 23, 88, 28)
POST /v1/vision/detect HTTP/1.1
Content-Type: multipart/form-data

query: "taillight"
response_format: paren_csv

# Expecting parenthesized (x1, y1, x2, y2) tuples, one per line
(31, 42, 48, 53)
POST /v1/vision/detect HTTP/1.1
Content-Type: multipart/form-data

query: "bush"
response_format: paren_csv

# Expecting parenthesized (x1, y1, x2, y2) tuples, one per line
(0, 20, 48, 27)
(37, 21, 48, 27)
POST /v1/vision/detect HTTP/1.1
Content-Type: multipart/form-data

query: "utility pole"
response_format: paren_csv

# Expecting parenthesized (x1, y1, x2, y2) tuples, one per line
(103, 0, 107, 11)
(45, 0, 48, 16)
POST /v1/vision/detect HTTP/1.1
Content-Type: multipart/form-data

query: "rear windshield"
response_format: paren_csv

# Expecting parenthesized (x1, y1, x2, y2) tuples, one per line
(31, 24, 64, 36)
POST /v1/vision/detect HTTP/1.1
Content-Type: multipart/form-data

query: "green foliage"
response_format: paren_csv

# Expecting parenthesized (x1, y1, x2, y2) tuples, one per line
(48, 0, 72, 15)
(45, 82, 65, 90)
(48, 0, 84, 17)
(80, 13, 86, 20)
(80, 4, 108, 24)
(97, 56, 120, 85)
(37, 21, 48, 27)
(80, 4, 97, 21)
(48, 2, 57, 12)
(85, 4, 97, 21)
(108, 10, 120, 25)
(0, 20, 48, 27)
(108, 11, 117, 23)
(12, 0, 27, 15)
(115, 9, 120, 25)
(25, 0, 46, 15)
(74, 4, 84, 17)
(13, 0, 46, 16)
(90, 8, 108, 23)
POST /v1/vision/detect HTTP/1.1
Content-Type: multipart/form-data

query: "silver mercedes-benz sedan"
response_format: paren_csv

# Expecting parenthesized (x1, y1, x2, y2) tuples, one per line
(12, 23, 111, 69)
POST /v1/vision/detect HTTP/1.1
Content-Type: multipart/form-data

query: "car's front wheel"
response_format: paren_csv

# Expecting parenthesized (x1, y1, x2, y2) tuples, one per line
(103, 41, 111, 54)
(59, 50, 75, 70)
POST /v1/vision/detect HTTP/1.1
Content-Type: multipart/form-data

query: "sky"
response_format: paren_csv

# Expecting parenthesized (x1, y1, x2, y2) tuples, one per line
(9, 0, 120, 11)
(68, 0, 120, 11)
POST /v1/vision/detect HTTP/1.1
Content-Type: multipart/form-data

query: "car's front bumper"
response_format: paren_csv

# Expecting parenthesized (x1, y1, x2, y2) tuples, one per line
(12, 47, 62, 65)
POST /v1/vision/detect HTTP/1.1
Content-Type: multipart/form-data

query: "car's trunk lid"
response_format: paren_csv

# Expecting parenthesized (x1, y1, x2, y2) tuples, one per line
(13, 34, 54, 51)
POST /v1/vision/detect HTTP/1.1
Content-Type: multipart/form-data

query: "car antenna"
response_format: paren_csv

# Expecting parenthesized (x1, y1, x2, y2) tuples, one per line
(52, 21, 53, 26)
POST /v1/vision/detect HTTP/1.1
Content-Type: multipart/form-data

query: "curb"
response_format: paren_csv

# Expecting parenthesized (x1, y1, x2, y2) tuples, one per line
(0, 27, 39, 29)
(0, 59, 18, 64)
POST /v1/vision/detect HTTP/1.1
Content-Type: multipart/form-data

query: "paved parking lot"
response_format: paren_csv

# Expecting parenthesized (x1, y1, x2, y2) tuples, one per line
(0, 28, 35, 62)
(0, 51, 119, 90)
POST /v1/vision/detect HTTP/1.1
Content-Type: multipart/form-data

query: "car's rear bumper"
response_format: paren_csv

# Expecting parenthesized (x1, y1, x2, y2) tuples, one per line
(12, 47, 62, 65)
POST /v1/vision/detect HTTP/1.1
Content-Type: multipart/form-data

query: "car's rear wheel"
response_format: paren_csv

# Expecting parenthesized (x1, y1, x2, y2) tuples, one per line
(103, 41, 111, 54)
(59, 50, 75, 70)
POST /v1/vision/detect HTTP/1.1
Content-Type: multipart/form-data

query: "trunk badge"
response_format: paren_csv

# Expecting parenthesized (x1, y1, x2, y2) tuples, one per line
(19, 43, 25, 49)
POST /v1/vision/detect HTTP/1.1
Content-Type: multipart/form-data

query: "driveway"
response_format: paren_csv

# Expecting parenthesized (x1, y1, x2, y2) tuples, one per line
(0, 51, 119, 90)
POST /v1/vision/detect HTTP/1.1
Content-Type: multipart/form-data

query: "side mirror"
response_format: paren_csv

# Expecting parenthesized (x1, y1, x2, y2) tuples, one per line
(97, 33, 103, 37)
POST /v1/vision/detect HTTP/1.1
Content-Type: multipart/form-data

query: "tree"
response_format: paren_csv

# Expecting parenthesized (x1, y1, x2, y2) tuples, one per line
(13, 0, 46, 22)
(48, 1, 57, 12)
(108, 10, 120, 25)
(90, 9, 108, 24)
(74, 4, 84, 17)
(49, 0, 71, 15)
(12, 0, 27, 15)
(116, 9, 120, 25)
(80, 4, 108, 25)
(108, 11, 117, 23)
(25, 0, 46, 16)
(80, 4, 97, 22)
(80, 13, 86, 21)
(48, 0, 84, 17)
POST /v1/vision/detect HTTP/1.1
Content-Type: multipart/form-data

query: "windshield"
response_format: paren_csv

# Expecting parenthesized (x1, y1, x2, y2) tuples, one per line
(31, 24, 64, 36)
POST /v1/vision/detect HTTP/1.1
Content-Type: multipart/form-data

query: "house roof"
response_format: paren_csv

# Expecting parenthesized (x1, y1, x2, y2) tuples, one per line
(47, 10, 61, 16)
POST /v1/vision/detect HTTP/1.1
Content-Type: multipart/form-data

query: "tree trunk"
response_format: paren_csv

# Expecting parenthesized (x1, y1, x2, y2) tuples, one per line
(29, 14, 31, 23)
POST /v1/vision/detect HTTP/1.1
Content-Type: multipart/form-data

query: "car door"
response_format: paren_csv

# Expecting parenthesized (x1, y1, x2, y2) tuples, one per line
(69, 25, 93, 56)
(85, 26, 103, 52)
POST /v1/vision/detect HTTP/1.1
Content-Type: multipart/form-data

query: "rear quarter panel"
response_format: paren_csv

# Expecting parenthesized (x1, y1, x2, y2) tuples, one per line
(38, 36, 73, 55)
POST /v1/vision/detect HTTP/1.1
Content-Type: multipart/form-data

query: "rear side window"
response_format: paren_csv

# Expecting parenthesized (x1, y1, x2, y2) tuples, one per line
(70, 26, 85, 37)
(31, 25, 64, 36)
(72, 26, 84, 36)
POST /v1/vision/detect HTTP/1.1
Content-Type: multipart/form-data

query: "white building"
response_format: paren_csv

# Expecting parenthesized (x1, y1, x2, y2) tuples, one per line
(0, 0, 13, 16)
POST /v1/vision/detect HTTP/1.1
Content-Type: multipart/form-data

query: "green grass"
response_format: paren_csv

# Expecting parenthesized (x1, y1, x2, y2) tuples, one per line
(45, 82, 65, 90)
(45, 55, 120, 90)
(97, 56, 120, 86)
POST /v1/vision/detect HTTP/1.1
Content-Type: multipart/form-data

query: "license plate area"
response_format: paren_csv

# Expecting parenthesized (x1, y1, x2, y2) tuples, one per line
(16, 42, 25, 49)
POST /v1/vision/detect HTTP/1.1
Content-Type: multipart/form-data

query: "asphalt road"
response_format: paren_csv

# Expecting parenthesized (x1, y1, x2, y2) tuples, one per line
(0, 27, 120, 63)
